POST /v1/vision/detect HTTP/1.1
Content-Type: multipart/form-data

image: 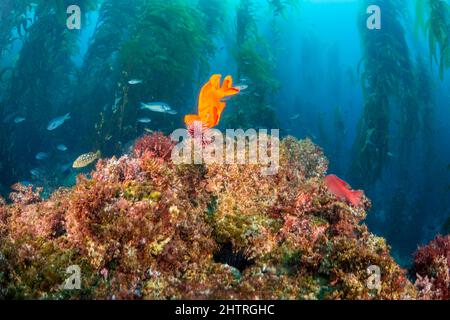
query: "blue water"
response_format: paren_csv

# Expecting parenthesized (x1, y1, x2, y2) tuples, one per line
(1, 0, 450, 265)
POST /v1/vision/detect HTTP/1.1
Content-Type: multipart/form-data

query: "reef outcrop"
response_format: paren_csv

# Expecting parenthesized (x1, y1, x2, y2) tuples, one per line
(0, 133, 420, 299)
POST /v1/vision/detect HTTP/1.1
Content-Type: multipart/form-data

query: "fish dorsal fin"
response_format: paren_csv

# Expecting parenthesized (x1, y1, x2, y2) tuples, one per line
(331, 174, 351, 189)
(221, 75, 233, 90)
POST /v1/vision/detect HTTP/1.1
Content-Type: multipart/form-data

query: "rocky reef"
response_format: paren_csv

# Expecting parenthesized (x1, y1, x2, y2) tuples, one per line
(0, 132, 444, 300)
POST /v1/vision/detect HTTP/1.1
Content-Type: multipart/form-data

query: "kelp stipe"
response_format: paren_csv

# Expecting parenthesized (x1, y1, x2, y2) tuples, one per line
(74, 0, 141, 156)
(350, 0, 417, 187)
(268, 0, 299, 18)
(223, 0, 279, 130)
(197, 0, 231, 37)
(118, 0, 214, 135)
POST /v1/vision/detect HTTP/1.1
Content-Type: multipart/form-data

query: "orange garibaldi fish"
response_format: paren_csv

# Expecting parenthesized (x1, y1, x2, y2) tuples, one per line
(184, 74, 240, 129)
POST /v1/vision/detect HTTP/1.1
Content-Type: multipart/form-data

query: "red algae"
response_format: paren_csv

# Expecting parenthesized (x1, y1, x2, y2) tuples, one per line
(413, 235, 450, 300)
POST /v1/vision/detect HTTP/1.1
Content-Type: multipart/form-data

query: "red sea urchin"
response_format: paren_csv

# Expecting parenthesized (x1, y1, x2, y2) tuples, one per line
(187, 120, 213, 146)
(133, 132, 175, 161)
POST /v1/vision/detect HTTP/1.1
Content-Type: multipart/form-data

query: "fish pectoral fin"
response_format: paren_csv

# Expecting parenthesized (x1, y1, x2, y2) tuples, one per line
(223, 87, 240, 96)
(220, 75, 240, 96)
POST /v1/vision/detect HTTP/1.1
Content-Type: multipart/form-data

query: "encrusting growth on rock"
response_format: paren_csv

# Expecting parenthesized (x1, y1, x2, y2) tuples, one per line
(0, 132, 430, 299)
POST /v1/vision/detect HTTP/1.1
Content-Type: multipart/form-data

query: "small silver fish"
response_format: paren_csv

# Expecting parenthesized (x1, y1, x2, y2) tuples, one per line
(235, 84, 248, 91)
(30, 168, 44, 176)
(35, 152, 49, 160)
(113, 95, 122, 114)
(137, 118, 152, 123)
(47, 113, 70, 131)
(128, 79, 143, 85)
(14, 117, 26, 123)
(387, 152, 396, 158)
(57, 144, 68, 151)
(140, 102, 176, 114)
(144, 128, 154, 134)
(290, 114, 300, 121)
(58, 162, 72, 173)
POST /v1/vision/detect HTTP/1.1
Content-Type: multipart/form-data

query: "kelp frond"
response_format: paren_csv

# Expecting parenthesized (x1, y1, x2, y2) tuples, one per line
(415, 0, 450, 79)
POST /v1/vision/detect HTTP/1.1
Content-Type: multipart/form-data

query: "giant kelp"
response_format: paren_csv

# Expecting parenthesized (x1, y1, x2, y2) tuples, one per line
(72, 0, 141, 155)
(268, 0, 299, 18)
(267, 0, 299, 43)
(0, 1, 29, 59)
(197, 0, 231, 37)
(223, 0, 279, 130)
(0, 1, 37, 190)
(0, 0, 99, 188)
(415, 57, 435, 149)
(66, 0, 216, 156)
(119, 0, 214, 111)
(351, 0, 418, 186)
(415, 0, 450, 79)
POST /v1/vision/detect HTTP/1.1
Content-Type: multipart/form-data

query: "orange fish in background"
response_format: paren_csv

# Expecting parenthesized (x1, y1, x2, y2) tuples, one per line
(324, 174, 364, 207)
(184, 74, 240, 129)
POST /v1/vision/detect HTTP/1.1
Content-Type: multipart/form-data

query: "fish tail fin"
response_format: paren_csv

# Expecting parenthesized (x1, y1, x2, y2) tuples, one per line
(349, 190, 364, 207)
(65, 113, 71, 119)
(96, 150, 102, 159)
